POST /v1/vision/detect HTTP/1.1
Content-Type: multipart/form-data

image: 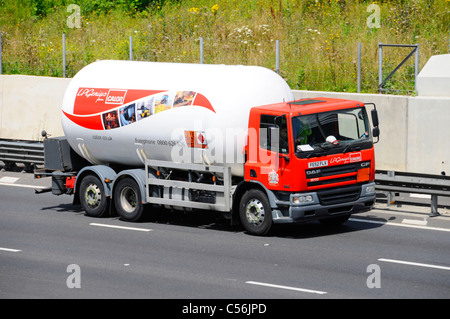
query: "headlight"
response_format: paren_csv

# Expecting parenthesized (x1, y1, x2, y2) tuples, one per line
(292, 195, 314, 204)
(365, 184, 376, 194)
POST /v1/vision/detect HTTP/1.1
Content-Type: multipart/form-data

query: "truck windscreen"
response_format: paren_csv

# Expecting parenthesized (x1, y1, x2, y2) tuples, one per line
(292, 107, 373, 159)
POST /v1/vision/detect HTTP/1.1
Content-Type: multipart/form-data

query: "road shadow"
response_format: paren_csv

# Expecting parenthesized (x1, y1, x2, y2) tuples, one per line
(40, 203, 84, 214)
(39, 202, 383, 238)
(133, 205, 383, 238)
(269, 219, 382, 239)
(138, 206, 243, 233)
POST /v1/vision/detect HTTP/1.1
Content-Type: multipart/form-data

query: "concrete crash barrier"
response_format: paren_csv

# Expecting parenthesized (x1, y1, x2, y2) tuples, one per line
(0, 74, 70, 141)
(416, 54, 450, 97)
(0, 75, 70, 169)
(1, 55, 449, 176)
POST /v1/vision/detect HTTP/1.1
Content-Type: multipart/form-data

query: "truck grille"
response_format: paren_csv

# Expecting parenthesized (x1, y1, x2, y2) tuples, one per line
(317, 185, 361, 206)
(305, 161, 370, 188)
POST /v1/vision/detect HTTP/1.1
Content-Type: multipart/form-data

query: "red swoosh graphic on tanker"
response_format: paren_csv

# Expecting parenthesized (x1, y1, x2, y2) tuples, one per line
(192, 93, 215, 113)
(62, 111, 104, 130)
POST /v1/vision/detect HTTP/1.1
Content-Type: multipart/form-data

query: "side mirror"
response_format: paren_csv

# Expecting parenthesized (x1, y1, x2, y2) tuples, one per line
(372, 127, 380, 138)
(371, 109, 379, 128)
(365, 103, 380, 143)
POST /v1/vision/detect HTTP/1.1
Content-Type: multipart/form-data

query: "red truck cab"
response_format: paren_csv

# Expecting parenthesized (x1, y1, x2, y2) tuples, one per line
(241, 98, 378, 234)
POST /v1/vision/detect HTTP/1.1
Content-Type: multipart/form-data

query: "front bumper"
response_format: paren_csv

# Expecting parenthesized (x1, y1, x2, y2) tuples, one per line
(271, 182, 376, 224)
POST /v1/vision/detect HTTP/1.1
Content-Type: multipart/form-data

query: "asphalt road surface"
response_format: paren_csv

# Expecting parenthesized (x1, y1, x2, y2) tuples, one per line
(1, 170, 449, 304)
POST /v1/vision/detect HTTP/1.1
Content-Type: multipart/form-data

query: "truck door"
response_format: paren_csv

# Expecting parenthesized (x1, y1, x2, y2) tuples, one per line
(245, 113, 294, 191)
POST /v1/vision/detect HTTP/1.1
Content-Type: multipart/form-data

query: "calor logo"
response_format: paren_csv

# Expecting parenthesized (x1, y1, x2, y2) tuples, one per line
(105, 89, 127, 105)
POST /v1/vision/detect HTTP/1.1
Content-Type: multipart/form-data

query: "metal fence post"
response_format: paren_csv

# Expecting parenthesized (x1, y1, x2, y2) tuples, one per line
(0, 33, 2, 75)
(378, 42, 383, 93)
(62, 33, 66, 78)
(414, 44, 419, 93)
(387, 171, 395, 205)
(200, 37, 204, 64)
(430, 195, 440, 217)
(129, 36, 133, 61)
(357, 42, 361, 93)
(275, 40, 280, 74)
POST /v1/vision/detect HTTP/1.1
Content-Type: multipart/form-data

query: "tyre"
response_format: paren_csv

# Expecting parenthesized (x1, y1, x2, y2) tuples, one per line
(79, 175, 109, 217)
(114, 177, 144, 222)
(239, 189, 273, 236)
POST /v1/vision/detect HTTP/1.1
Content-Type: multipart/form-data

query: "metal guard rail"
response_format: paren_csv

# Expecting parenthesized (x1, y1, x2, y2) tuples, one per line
(0, 139, 44, 170)
(375, 170, 450, 216)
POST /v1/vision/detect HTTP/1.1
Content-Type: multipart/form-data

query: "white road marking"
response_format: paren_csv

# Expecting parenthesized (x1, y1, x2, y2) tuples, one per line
(89, 223, 152, 232)
(0, 247, 22, 252)
(245, 281, 327, 295)
(402, 218, 427, 226)
(349, 218, 450, 232)
(0, 182, 47, 189)
(0, 177, 19, 183)
(378, 258, 450, 271)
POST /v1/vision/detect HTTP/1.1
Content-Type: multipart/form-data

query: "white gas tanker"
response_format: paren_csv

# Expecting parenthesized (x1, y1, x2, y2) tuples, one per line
(61, 60, 293, 177)
(38, 60, 380, 236)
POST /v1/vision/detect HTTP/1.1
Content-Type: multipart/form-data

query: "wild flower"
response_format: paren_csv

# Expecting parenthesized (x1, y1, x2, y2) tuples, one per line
(257, 24, 270, 35)
(0, 0, 446, 93)
(211, 4, 219, 14)
(188, 7, 199, 14)
(229, 25, 254, 44)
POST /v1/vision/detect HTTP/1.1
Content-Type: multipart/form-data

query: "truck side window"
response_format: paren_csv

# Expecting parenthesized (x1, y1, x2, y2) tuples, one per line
(259, 115, 289, 154)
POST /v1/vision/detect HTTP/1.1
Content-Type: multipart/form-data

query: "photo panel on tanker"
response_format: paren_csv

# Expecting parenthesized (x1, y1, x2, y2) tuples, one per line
(173, 91, 196, 108)
(137, 97, 154, 121)
(154, 92, 175, 114)
(102, 110, 120, 130)
(119, 103, 137, 127)
(101, 90, 199, 130)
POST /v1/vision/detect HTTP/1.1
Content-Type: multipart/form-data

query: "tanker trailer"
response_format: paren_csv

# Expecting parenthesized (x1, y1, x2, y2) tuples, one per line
(36, 60, 380, 236)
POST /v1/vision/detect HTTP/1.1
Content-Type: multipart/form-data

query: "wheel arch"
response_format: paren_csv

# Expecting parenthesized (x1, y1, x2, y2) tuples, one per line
(232, 180, 275, 223)
(73, 165, 117, 205)
(111, 168, 147, 205)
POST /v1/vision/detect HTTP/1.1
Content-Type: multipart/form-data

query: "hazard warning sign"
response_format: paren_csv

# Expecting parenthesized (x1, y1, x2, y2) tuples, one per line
(184, 130, 208, 149)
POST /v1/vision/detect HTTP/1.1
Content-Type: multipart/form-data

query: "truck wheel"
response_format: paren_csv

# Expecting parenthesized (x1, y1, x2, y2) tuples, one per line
(80, 175, 109, 218)
(239, 189, 273, 236)
(114, 178, 144, 222)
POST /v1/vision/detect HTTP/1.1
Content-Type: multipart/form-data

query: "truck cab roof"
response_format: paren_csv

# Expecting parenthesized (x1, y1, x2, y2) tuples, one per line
(253, 97, 365, 116)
